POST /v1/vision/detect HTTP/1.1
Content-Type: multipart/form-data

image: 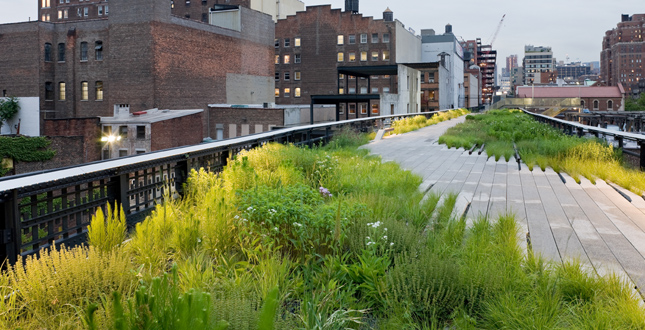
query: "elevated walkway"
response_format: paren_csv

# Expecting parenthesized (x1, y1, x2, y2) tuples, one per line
(365, 117, 645, 295)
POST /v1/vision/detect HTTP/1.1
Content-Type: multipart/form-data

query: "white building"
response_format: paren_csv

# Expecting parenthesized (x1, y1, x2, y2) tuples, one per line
(250, 0, 304, 21)
(420, 25, 465, 108)
(523, 45, 556, 85)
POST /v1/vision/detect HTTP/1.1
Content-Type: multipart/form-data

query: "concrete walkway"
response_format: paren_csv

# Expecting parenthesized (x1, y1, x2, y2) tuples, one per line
(365, 116, 645, 294)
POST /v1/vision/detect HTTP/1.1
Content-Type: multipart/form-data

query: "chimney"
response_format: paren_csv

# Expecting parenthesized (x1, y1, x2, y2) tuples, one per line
(345, 0, 359, 14)
(445, 24, 453, 34)
(383, 7, 393, 22)
(621, 14, 631, 22)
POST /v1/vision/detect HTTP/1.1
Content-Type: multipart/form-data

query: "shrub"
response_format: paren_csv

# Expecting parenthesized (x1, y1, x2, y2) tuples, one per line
(87, 202, 127, 253)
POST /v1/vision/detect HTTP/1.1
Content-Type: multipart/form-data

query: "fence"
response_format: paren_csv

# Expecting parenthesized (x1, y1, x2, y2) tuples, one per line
(0, 110, 448, 264)
(522, 109, 645, 169)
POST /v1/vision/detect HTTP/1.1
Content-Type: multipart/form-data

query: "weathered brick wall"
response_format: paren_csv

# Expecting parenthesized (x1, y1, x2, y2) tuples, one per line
(275, 5, 396, 105)
(44, 117, 102, 162)
(208, 106, 283, 139)
(150, 112, 204, 151)
(13, 136, 85, 175)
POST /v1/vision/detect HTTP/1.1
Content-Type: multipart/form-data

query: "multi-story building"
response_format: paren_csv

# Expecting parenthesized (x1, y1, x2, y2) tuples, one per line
(421, 25, 465, 109)
(523, 45, 556, 85)
(274, 4, 423, 116)
(460, 38, 496, 105)
(505, 54, 518, 77)
(556, 62, 592, 83)
(0, 0, 275, 134)
(38, 0, 304, 23)
(600, 14, 645, 95)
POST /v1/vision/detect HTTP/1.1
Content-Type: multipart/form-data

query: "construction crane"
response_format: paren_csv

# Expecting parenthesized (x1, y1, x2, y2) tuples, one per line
(488, 14, 506, 47)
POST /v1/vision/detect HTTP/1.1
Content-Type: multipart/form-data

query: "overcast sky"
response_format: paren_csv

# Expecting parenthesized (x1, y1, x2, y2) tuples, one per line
(1, 0, 643, 68)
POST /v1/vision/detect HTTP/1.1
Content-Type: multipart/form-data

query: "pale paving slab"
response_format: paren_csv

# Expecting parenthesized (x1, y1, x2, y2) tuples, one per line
(364, 116, 645, 296)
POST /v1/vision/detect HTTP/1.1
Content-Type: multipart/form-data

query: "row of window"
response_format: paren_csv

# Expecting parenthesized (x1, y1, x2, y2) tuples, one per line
(42, 0, 104, 7)
(275, 71, 301, 81)
(337, 103, 379, 115)
(337, 50, 390, 62)
(275, 87, 301, 98)
(338, 87, 390, 94)
(104, 125, 146, 140)
(275, 54, 300, 65)
(275, 38, 301, 48)
(580, 99, 614, 110)
(337, 33, 390, 45)
(44, 41, 103, 62)
(44, 81, 104, 101)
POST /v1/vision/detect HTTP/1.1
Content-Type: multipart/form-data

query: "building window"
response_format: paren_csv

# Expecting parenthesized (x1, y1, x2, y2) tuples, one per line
(608, 100, 613, 110)
(81, 81, 89, 101)
(339, 74, 345, 79)
(294, 37, 301, 47)
(42, 0, 50, 7)
(284, 88, 290, 97)
(98, 5, 103, 16)
(360, 51, 367, 61)
(58, 82, 66, 101)
(58, 43, 65, 62)
(580, 100, 585, 107)
(382, 50, 390, 61)
(95, 41, 103, 60)
(337, 52, 344, 62)
(360, 34, 367, 43)
(294, 54, 301, 63)
(338, 88, 344, 94)
(371, 51, 379, 61)
(371, 103, 379, 114)
(349, 87, 356, 94)
(274, 39, 280, 48)
(295, 87, 301, 98)
(339, 103, 345, 114)
(136, 149, 146, 155)
(45, 82, 54, 100)
(119, 125, 128, 138)
(119, 149, 128, 158)
(275, 88, 280, 97)
(283, 55, 290, 64)
(294, 71, 301, 80)
(337, 35, 344, 45)
(349, 75, 355, 80)
(372, 33, 379, 43)
(58, 10, 63, 19)
(383, 87, 390, 93)
(371, 87, 379, 93)
(137, 126, 146, 139)
(349, 52, 356, 62)
(593, 100, 599, 110)
(360, 87, 367, 94)
(348, 35, 356, 44)
(201, 13, 207, 22)
(95, 81, 103, 100)
(275, 72, 280, 81)
(284, 38, 290, 47)
(104, 4, 109, 14)
(360, 104, 367, 114)
(284, 72, 290, 80)
(80, 42, 88, 61)
(84, 7, 89, 17)
(44, 43, 52, 62)
(349, 104, 356, 114)
(383, 33, 390, 43)
(275, 55, 279, 64)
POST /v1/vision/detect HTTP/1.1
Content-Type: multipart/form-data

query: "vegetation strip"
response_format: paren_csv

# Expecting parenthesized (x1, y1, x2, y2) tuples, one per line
(439, 109, 645, 195)
(1, 118, 643, 329)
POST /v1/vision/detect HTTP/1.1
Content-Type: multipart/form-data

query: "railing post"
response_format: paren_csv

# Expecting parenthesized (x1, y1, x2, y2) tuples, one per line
(615, 136, 624, 149)
(108, 173, 131, 215)
(577, 127, 584, 137)
(0, 190, 20, 264)
(640, 141, 645, 170)
(174, 158, 189, 197)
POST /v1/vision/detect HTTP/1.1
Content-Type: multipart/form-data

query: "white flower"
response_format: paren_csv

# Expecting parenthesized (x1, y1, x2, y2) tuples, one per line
(247, 206, 254, 211)
(390, 242, 394, 246)
(384, 228, 388, 231)
(274, 227, 279, 231)
(234, 215, 240, 219)
(293, 222, 302, 227)
(383, 235, 388, 240)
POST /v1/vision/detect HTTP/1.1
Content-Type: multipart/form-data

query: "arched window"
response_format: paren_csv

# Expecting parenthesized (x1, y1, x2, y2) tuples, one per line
(58, 43, 65, 62)
(580, 100, 585, 107)
(44, 43, 52, 62)
(593, 100, 599, 110)
(95, 41, 103, 60)
(607, 100, 613, 110)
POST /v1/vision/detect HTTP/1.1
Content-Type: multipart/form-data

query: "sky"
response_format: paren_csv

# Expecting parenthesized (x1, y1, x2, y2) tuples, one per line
(1, 0, 643, 69)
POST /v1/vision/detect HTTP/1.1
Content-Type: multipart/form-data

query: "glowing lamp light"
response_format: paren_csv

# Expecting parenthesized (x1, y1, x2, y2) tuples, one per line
(101, 135, 122, 143)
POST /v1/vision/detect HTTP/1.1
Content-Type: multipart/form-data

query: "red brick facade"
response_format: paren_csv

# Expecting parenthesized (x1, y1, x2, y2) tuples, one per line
(151, 112, 204, 151)
(208, 106, 284, 139)
(601, 14, 645, 94)
(43, 117, 102, 162)
(274, 5, 398, 106)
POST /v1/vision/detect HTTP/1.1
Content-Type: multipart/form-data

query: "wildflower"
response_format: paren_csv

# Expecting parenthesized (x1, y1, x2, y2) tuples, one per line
(293, 222, 302, 227)
(247, 206, 254, 212)
(274, 227, 279, 232)
(390, 242, 394, 246)
(319, 186, 332, 197)
(383, 235, 387, 240)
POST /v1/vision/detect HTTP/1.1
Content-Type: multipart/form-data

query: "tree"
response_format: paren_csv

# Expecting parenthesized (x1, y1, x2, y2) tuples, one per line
(0, 96, 20, 129)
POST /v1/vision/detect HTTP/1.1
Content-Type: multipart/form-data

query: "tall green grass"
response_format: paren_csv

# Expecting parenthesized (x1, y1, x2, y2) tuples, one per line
(439, 109, 645, 194)
(389, 109, 469, 135)
(1, 127, 643, 329)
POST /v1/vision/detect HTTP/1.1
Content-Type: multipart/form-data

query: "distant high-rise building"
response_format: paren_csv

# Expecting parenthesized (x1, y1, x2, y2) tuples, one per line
(600, 14, 645, 95)
(505, 54, 518, 77)
(556, 62, 592, 83)
(460, 39, 496, 104)
(523, 45, 556, 85)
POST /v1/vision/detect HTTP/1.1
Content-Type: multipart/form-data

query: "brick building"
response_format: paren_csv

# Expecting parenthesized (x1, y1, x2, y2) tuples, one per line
(600, 14, 645, 95)
(461, 38, 497, 105)
(0, 0, 275, 135)
(274, 4, 422, 116)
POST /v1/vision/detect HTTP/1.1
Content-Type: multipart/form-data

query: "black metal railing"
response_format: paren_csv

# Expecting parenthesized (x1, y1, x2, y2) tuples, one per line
(0, 110, 449, 263)
(522, 109, 645, 169)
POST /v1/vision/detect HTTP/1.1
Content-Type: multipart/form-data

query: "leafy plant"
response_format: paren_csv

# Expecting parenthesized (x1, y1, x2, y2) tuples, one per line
(0, 96, 19, 127)
(88, 202, 127, 253)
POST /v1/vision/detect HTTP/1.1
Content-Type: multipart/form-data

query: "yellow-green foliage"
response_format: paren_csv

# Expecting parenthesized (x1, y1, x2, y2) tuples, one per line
(390, 109, 469, 135)
(87, 202, 127, 252)
(1, 245, 136, 329)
